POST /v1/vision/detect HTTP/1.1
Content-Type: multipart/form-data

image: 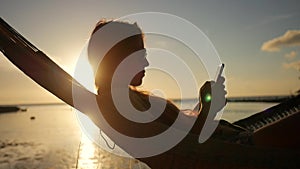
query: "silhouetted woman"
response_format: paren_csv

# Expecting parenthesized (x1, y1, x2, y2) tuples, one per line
(86, 20, 300, 169)
(86, 20, 249, 168)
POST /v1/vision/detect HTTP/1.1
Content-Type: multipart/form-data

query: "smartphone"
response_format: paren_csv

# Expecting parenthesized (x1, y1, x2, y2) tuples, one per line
(214, 63, 224, 82)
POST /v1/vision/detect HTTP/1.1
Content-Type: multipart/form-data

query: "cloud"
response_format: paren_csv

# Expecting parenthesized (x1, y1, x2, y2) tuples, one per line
(261, 30, 300, 52)
(283, 60, 300, 70)
(284, 51, 297, 60)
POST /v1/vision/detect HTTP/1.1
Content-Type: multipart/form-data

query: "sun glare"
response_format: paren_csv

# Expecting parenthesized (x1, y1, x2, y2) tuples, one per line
(77, 135, 100, 169)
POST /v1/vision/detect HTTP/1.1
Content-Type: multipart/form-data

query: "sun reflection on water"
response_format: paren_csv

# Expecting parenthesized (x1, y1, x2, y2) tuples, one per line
(76, 134, 150, 169)
(76, 135, 101, 169)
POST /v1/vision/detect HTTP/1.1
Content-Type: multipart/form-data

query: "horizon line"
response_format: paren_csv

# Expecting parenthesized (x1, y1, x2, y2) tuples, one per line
(0, 94, 295, 106)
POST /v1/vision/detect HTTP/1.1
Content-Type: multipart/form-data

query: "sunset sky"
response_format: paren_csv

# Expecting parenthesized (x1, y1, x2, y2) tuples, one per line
(1, 0, 300, 104)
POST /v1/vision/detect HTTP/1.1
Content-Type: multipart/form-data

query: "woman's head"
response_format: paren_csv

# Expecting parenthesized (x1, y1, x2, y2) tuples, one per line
(88, 20, 149, 91)
(88, 20, 180, 134)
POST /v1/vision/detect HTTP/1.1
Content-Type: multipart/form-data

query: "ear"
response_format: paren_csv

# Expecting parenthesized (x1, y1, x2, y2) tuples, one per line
(133, 22, 138, 26)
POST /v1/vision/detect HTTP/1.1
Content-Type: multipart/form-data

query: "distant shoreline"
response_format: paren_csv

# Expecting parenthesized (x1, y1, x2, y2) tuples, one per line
(226, 95, 292, 103)
(0, 106, 21, 113)
(0, 102, 66, 107)
(0, 95, 294, 107)
(173, 95, 293, 103)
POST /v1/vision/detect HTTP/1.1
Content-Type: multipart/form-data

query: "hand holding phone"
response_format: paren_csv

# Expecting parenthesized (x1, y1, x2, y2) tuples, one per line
(199, 63, 225, 104)
(193, 63, 226, 112)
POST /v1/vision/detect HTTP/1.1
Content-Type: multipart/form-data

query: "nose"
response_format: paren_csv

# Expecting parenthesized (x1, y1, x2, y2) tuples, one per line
(142, 49, 149, 67)
(144, 58, 149, 67)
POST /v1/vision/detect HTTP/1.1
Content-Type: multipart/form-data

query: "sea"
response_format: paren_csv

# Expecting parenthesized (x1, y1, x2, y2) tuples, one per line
(0, 101, 277, 169)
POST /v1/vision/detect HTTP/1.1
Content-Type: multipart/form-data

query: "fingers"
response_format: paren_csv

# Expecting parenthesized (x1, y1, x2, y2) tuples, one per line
(200, 76, 227, 99)
(212, 76, 227, 100)
(215, 76, 226, 90)
(202, 76, 225, 86)
(217, 76, 225, 84)
(199, 76, 227, 112)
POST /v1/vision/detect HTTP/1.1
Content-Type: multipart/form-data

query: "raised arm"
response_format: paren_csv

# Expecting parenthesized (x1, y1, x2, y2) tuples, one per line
(0, 17, 172, 142)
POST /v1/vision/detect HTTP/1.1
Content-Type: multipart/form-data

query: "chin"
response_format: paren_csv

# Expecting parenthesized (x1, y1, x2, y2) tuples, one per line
(130, 73, 144, 86)
(130, 79, 143, 86)
(130, 81, 142, 87)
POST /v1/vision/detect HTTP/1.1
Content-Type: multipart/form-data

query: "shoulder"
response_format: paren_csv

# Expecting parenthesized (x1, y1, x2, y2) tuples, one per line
(129, 88, 179, 111)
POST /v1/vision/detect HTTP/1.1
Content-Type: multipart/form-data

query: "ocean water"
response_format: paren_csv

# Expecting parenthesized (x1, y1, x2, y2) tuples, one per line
(0, 101, 277, 169)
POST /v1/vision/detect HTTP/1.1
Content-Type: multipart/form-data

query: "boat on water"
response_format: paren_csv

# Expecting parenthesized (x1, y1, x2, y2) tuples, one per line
(1, 17, 299, 168)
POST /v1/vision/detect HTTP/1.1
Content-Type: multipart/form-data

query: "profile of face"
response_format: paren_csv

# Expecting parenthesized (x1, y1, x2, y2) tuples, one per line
(127, 48, 149, 87)
(114, 32, 149, 87)
(88, 21, 149, 90)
